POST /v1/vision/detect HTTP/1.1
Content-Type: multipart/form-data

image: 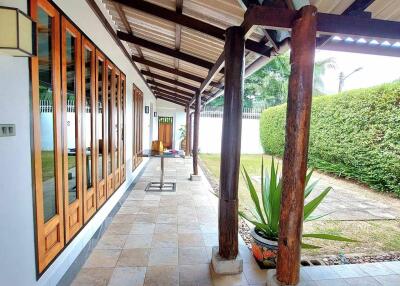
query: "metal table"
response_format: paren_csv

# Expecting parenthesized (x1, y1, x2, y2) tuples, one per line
(142, 150, 184, 192)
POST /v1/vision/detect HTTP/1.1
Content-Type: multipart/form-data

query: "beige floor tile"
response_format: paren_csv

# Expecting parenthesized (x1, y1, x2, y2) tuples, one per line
(202, 233, 218, 246)
(155, 223, 177, 233)
(177, 224, 201, 234)
(95, 234, 127, 250)
(179, 264, 213, 286)
(243, 261, 268, 285)
(211, 267, 249, 286)
(178, 247, 209, 265)
(135, 214, 157, 223)
(83, 249, 121, 268)
(344, 276, 381, 286)
(130, 223, 155, 234)
(112, 214, 136, 224)
(107, 223, 133, 235)
(156, 214, 178, 224)
(71, 267, 113, 286)
(373, 274, 400, 286)
(124, 234, 153, 249)
(152, 233, 178, 248)
(157, 206, 178, 214)
(178, 233, 205, 247)
(315, 278, 349, 286)
(117, 249, 150, 267)
(108, 267, 147, 286)
(144, 265, 179, 286)
(148, 247, 178, 266)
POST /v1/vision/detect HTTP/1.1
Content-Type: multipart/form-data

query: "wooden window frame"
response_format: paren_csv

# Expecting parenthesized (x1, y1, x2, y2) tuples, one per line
(61, 16, 83, 242)
(95, 49, 107, 208)
(120, 74, 126, 183)
(82, 37, 96, 223)
(105, 60, 115, 197)
(30, 0, 128, 274)
(31, 0, 64, 273)
(113, 68, 121, 189)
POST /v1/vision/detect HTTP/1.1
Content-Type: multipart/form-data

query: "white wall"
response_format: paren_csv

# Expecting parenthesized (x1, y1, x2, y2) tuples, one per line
(156, 99, 186, 150)
(0, 0, 155, 285)
(199, 117, 263, 154)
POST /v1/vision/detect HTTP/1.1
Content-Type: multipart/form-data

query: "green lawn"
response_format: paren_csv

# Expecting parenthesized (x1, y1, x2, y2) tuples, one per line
(41, 151, 76, 181)
(199, 153, 400, 257)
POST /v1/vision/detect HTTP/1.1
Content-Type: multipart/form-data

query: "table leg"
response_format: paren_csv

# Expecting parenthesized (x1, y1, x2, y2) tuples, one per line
(160, 156, 164, 189)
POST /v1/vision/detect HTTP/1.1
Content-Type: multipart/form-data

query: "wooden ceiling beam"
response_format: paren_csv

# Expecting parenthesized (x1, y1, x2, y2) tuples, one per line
(154, 90, 190, 102)
(152, 87, 193, 101)
(132, 55, 220, 87)
(155, 94, 189, 107)
(118, 31, 216, 70)
(111, 0, 270, 56)
(141, 70, 199, 92)
(147, 80, 195, 97)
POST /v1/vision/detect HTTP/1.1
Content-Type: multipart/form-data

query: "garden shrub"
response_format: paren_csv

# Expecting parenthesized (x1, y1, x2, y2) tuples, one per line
(260, 82, 400, 195)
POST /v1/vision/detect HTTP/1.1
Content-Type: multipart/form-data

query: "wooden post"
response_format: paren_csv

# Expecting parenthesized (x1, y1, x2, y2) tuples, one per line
(189, 112, 193, 155)
(276, 6, 317, 285)
(218, 26, 244, 259)
(185, 104, 191, 156)
(192, 92, 200, 175)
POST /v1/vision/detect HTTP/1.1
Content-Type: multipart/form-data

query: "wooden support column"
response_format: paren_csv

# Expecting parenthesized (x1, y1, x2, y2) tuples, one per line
(185, 104, 191, 156)
(192, 92, 200, 175)
(276, 6, 317, 285)
(218, 26, 245, 259)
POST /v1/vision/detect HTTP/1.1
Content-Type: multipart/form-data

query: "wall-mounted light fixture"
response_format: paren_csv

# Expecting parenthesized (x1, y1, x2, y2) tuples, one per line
(154, 112, 157, 117)
(0, 6, 36, 57)
(145, 106, 150, 114)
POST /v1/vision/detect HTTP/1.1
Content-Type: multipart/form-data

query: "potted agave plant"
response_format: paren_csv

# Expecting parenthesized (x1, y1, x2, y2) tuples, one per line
(239, 158, 355, 269)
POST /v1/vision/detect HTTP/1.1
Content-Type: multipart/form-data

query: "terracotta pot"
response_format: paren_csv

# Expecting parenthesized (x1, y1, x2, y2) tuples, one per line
(250, 228, 278, 269)
(180, 138, 186, 150)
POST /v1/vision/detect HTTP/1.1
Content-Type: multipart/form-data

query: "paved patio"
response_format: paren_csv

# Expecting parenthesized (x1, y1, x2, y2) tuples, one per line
(72, 158, 400, 286)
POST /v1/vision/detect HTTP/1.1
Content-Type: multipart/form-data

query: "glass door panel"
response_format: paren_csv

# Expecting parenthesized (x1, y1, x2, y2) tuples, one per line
(113, 70, 120, 188)
(120, 75, 126, 182)
(62, 17, 82, 242)
(82, 38, 96, 222)
(106, 62, 114, 197)
(31, 0, 64, 273)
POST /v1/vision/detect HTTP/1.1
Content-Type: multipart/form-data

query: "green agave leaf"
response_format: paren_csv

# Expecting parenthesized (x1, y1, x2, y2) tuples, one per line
(269, 158, 281, 235)
(304, 179, 319, 198)
(304, 187, 332, 220)
(242, 167, 266, 224)
(303, 233, 358, 242)
(301, 242, 322, 249)
(304, 211, 334, 222)
(262, 160, 272, 224)
(239, 210, 271, 235)
(305, 169, 314, 186)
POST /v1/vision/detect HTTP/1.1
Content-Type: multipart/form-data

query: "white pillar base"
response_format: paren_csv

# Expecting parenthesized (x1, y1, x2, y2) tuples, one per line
(211, 246, 243, 275)
(190, 174, 202, 181)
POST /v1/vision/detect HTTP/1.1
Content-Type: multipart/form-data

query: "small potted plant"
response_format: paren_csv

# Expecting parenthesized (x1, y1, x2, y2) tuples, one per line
(239, 158, 355, 269)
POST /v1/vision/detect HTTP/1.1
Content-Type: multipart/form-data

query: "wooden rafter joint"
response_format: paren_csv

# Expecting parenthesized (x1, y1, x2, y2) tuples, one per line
(243, 5, 400, 43)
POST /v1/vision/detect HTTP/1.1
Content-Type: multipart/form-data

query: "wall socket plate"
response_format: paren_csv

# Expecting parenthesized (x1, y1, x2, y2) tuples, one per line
(0, 124, 16, 137)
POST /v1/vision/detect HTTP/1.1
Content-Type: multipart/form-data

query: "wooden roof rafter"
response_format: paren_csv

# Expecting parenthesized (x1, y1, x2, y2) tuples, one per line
(147, 80, 195, 98)
(155, 94, 189, 107)
(141, 70, 199, 92)
(109, 0, 270, 57)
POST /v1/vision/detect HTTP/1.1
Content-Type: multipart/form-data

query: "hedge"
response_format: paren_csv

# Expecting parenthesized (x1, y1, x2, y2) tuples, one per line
(260, 82, 400, 195)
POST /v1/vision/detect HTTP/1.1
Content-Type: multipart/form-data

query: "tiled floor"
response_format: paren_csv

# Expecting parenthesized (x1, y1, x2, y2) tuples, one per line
(72, 158, 400, 286)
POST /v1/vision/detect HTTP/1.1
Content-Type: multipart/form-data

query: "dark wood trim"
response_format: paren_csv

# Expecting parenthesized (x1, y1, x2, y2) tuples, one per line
(141, 70, 199, 92)
(132, 56, 220, 87)
(111, 0, 270, 56)
(118, 31, 217, 70)
(276, 6, 317, 285)
(153, 89, 191, 102)
(218, 26, 245, 260)
(85, 0, 155, 97)
(147, 80, 195, 97)
(185, 103, 191, 156)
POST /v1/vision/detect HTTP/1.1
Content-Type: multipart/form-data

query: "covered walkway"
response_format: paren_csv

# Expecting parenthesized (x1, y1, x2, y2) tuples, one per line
(72, 158, 400, 286)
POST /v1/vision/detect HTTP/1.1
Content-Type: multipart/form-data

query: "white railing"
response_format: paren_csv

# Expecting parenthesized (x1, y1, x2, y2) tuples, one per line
(200, 106, 265, 119)
(40, 100, 94, 113)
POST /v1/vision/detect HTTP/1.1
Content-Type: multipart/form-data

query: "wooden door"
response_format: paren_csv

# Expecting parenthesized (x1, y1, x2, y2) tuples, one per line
(31, 0, 64, 272)
(113, 69, 121, 189)
(61, 17, 83, 242)
(82, 37, 96, 222)
(132, 86, 143, 170)
(158, 117, 173, 149)
(105, 61, 114, 197)
(95, 50, 107, 207)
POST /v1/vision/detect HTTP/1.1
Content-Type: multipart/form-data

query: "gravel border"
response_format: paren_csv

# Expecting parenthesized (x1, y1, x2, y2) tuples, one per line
(199, 157, 400, 265)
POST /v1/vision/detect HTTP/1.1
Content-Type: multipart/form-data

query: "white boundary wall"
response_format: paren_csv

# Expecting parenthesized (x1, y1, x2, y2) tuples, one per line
(199, 117, 263, 154)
